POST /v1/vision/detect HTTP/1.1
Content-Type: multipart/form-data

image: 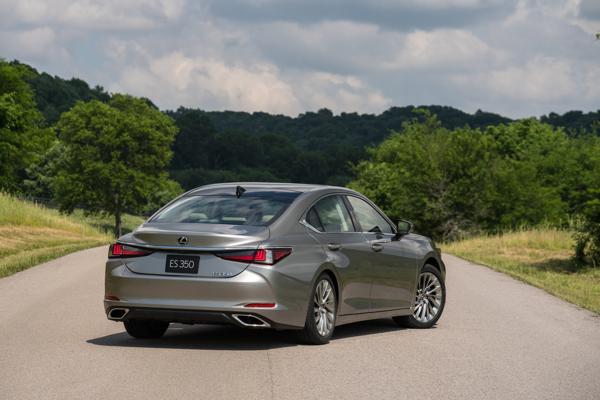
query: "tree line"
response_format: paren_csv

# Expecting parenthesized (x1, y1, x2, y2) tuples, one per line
(1, 59, 599, 265)
(349, 113, 600, 265)
(13, 60, 600, 190)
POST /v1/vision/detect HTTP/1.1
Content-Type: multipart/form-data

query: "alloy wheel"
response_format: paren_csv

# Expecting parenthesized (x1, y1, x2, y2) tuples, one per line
(413, 272, 442, 323)
(313, 279, 335, 337)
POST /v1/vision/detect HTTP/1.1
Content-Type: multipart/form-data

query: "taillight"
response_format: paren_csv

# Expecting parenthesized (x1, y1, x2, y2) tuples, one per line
(215, 248, 292, 265)
(109, 243, 152, 258)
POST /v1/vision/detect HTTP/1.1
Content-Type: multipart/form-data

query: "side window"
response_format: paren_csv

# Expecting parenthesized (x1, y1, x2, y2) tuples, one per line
(306, 196, 354, 233)
(347, 196, 394, 234)
(305, 208, 324, 232)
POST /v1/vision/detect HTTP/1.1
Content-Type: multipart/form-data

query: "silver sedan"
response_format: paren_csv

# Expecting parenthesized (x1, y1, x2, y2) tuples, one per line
(104, 183, 446, 344)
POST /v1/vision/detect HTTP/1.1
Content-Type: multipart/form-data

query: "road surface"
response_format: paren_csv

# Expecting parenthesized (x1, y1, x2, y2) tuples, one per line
(1, 247, 599, 400)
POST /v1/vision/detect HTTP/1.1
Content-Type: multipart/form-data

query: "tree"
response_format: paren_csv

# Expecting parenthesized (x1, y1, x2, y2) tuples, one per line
(52, 94, 181, 237)
(168, 107, 217, 170)
(349, 113, 574, 240)
(349, 113, 502, 239)
(572, 135, 600, 267)
(574, 192, 600, 267)
(0, 61, 51, 191)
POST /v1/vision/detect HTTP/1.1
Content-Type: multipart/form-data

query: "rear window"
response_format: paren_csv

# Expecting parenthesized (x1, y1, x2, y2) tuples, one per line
(151, 191, 300, 226)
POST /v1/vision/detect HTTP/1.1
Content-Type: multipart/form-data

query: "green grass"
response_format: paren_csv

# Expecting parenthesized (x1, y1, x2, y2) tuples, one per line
(443, 228, 600, 314)
(70, 210, 145, 235)
(0, 193, 114, 278)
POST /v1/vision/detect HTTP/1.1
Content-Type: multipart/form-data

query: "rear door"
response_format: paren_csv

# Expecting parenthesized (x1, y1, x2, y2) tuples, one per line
(345, 195, 418, 311)
(303, 195, 372, 314)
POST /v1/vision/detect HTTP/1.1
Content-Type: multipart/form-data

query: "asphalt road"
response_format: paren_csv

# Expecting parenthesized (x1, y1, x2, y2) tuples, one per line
(1, 246, 599, 400)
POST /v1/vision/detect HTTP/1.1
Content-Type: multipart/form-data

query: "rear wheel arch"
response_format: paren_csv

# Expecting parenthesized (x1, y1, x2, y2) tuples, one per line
(320, 269, 340, 309)
(310, 264, 341, 314)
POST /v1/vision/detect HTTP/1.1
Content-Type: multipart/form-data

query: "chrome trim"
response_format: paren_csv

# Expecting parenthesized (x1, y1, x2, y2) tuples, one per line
(108, 308, 130, 321)
(116, 242, 258, 252)
(231, 314, 271, 328)
(298, 191, 398, 235)
(300, 219, 323, 233)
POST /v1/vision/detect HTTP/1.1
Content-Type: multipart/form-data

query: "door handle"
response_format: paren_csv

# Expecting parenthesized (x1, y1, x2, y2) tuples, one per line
(371, 242, 384, 252)
(327, 243, 342, 251)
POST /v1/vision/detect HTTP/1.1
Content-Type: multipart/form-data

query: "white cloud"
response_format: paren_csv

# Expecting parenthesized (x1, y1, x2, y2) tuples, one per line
(108, 50, 390, 115)
(0, 0, 186, 30)
(0, 0, 598, 118)
(294, 72, 390, 113)
(0, 26, 71, 63)
(583, 64, 600, 99)
(12, 27, 56, 56)
(387, 29, 500, 70)
(490, 57, 575, 100)
(450, 56, 593, 116)
(111, 52, 300, 114)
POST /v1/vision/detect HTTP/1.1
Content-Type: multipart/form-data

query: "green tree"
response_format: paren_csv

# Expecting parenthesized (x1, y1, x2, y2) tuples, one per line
(349, 114, 500, 239)
(0, 61, 51, 191)
(52, 94, 181, 237)
(349, 114, 574, 240)
(572, 135, 600, 267)
(168, 108, 217, 170)
(574, 193, 600, 267)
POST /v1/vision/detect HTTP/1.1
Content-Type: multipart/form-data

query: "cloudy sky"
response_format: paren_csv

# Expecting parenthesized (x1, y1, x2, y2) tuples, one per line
(0, 0, 599, 117)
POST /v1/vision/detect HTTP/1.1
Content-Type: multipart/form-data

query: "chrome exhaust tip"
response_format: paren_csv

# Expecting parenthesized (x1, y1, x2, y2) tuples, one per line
(108, 308, 129, 321)
(231, 314, 271, 328)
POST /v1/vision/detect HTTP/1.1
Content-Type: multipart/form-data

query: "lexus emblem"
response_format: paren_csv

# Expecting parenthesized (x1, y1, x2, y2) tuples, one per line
(177, 236, 189, 245)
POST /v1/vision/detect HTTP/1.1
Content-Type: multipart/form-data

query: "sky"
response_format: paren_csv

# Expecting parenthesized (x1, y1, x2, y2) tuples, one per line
(0, 0, 599, 118)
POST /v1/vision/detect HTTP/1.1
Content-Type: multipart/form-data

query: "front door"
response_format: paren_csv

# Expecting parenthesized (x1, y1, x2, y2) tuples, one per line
(345, 196, 418, 311)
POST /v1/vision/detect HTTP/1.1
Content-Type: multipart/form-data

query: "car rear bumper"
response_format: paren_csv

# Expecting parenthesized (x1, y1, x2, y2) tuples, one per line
(104, 260, 309, 329)
(104, 307, 299, 329)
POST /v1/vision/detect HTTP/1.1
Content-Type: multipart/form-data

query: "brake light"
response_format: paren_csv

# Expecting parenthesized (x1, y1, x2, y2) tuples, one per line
(109, 243, 152, 258)
(215, 248, 292, 265)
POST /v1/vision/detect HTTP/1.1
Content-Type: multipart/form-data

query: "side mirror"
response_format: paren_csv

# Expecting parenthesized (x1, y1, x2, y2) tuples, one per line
(396, 219, 413, 236)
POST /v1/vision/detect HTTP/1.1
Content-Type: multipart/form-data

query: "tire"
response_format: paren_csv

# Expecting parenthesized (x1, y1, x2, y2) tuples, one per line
(299, 274, 337, 345)
(124, 319, 169, 339)
(393, 264, 445, 329)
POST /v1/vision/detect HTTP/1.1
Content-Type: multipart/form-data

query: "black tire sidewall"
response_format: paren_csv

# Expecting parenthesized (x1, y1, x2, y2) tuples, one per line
(124, 319, 169, 339)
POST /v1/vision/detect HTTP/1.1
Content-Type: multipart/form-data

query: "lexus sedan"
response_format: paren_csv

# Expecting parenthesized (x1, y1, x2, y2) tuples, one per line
(104, 183, 446, 344)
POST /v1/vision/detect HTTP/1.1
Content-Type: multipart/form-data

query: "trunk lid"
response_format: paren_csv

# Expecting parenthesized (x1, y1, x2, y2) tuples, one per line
(119, 223, 268, 278)
(130, 223, 268, 248)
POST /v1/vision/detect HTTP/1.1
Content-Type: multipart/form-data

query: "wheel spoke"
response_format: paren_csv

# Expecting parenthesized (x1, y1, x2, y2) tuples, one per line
(323, 287, 332, 304)
(413, 271, 443, 322)
(313, 279, 336, 337)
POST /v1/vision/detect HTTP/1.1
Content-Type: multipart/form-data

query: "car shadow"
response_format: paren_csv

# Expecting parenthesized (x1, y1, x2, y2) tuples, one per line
(87, 319, 406, 351)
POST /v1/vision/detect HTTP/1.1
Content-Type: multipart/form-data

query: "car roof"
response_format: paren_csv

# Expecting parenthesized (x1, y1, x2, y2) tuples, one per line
(188, 182, 353, 195)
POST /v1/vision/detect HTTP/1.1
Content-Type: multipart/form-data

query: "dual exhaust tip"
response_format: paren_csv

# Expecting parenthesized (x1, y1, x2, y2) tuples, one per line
(108, 308, 270, 328)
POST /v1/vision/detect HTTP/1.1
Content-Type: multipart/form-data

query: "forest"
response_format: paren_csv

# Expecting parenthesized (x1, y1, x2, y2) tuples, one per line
(13, 60, 599, 189)
(1, 59, 599, 264)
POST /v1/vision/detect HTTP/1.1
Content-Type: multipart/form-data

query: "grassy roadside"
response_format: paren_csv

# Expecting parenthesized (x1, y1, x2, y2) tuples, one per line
(70, 209, 145, 235)
(443, 228, 600, 314)
(0, 193, 143, 278)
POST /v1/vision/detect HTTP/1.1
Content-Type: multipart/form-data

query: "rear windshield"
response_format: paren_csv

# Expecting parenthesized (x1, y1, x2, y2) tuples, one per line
(151, 191, 300, 226)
